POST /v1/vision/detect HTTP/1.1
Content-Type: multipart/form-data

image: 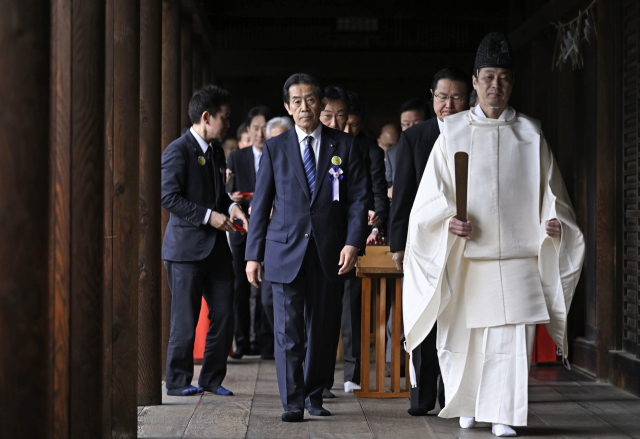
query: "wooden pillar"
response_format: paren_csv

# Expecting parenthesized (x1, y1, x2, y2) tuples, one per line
(180, 12, 193, 130)
(595, 0, 622, 380)
(202, 51, 212, 85)
(0, 2, 50, 437)
(51, 0, 107, 437)
(161, 0, 181, 377)
(138, 0, 162, 406)
(192, 34, 203, 92)
(106, 0, 140, 435)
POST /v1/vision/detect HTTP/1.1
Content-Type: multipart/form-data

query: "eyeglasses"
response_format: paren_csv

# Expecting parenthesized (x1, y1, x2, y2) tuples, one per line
(433, 93, 467, 103)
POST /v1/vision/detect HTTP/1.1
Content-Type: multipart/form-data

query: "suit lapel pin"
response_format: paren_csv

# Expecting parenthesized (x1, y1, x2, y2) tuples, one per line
(198, 156, 206, 165)
(330, 143, 335, 148)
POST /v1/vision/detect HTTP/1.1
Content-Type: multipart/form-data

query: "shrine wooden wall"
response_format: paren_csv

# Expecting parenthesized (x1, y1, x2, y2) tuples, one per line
(510, 0, 639, 397)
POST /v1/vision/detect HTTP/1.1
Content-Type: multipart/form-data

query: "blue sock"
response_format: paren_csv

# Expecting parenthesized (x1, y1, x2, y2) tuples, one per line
(216, 386, 233, 396)
(166, 386, 202, 396)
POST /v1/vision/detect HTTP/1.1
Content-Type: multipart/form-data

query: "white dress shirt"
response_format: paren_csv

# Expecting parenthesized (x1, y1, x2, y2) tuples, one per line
(252, 146, 262, 174)
(437, 117, 444, 133)
(294, 123, 322, 167)
(472, 104, 515, 121)
(189, 127, 238, 225)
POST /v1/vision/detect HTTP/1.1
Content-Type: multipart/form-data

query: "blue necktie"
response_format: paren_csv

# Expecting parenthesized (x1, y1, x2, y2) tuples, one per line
(303, 136, 316, 197)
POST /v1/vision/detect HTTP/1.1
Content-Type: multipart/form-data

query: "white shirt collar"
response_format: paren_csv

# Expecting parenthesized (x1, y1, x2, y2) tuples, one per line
(436, 117, 444, 133)
(252, 146, 262, 159)
(294, 122, 323, 145)
(472, 104, 515, 121)
(190, 127, 209, 154)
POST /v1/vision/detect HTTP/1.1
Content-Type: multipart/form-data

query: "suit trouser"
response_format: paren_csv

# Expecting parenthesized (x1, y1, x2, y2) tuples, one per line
(410, 323, 445, 410)
(325, 277, 361, 389)
(252, 281, 274, 356)
(231, 242, 253, 352)
(341, 278, 362, 384)
(164, 237, 234, 392)
(271, 238, 342, 411)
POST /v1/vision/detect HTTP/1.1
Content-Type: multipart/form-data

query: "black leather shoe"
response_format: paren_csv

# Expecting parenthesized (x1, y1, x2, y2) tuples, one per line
(322, 389, 336, 399)
(229, 349, 245, 360)
(281, 409, 304, 422)
(306, 406, 331, 416)
(407, 407, 430, 416)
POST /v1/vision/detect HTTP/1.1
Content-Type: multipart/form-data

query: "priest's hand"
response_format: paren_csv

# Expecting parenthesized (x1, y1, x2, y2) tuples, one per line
(545, 219, 562, 238)
(392, 250, 404, 271)
(449, 217, 473, 239)
(338, 245, 358, 275)
(246, 261, 262, 288)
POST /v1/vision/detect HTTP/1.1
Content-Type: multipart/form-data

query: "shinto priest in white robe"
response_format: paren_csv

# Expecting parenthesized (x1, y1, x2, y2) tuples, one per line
(402, 105, 585, 426)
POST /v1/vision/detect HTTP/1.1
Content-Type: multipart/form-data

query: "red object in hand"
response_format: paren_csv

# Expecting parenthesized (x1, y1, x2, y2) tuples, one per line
(233, 223, 247, 233)
(239, 192, 253, 197)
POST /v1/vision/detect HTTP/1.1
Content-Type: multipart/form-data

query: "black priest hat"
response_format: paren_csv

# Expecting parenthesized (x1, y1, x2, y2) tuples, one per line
(474, 32, 514, 76)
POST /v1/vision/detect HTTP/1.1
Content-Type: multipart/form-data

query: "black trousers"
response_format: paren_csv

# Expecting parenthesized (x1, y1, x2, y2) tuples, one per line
(231, 242, 253, 352)
(164, 237, 234, 392)
(410, 323, 445, 410)
(271, 239, 342, 411)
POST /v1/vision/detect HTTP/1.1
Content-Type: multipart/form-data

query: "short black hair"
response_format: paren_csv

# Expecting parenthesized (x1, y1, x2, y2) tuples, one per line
(399, 98, 427, 117)
(282, 73, 324, 104)
(323, 85, 350, 109)
(430, 67, 471, 98)
(236, 121, 248, 140)
(188, 84, 231, 125)
(247, 105, 273, 124)
(346, 91, 366, 119)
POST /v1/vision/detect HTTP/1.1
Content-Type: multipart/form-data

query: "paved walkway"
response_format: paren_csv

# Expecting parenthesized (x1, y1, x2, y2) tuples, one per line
(138, 360, 640, 438)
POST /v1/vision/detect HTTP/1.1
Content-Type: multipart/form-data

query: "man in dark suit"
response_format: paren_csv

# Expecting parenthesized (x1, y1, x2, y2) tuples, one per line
(389, 68, 470, 415)
(161, 85, 249, 397)
(227, 105, 273, 359)
(246, 73, 368, 422)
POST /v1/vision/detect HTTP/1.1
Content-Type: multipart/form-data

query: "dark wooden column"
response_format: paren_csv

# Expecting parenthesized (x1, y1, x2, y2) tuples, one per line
(181, 12, 193, 130)
(595, 0, 623, 380)
(106, 0, 141, 435)
(51, 0, 107, 437)
(161, 0, 181, 377)
(138, 0, 162, 406)
(192, 34, 203, 92)
(0, 2, 50, 437)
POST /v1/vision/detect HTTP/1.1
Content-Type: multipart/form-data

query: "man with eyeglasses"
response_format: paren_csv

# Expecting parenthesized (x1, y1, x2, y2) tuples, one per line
(388, 67, 470, 417)
(402, 33, 584, 437)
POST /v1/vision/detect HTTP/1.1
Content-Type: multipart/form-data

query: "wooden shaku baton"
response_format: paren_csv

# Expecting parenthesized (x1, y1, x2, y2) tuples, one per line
(454, 152, 469, 222)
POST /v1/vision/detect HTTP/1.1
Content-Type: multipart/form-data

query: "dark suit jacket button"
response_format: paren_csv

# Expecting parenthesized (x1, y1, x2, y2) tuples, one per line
(305, 234, 309, 238)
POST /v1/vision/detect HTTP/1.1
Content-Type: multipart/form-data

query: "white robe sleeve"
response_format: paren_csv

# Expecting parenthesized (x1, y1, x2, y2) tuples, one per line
(403, 135, 465, 356)
(538, 138, 585, 360)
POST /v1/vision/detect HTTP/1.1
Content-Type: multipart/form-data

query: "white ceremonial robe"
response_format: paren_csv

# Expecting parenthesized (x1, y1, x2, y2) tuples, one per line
(402, 108, 585, 426)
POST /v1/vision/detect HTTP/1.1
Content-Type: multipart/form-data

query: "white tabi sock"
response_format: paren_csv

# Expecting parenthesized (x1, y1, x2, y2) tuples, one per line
(459, 417, 477, 429)
(492, 423, 517, 437)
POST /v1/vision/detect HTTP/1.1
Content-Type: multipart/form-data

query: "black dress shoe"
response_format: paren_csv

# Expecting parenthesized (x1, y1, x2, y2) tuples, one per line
(281, 409, 304, 422)
(407, 407, 430, 416)
(306, 406, 331, 416)
(322, 389, 336, 399)
(260, 352, 275, 360)
(229, 349, 245, 360)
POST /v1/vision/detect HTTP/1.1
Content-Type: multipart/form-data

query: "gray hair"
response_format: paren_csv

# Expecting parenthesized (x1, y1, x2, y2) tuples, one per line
(266, 116, 294, 139)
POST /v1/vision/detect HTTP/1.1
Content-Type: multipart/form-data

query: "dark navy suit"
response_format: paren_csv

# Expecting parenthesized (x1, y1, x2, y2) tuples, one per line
(161, 129, 235, 393)
(245, 124, 368, 411)
(226, 146, 273, 356)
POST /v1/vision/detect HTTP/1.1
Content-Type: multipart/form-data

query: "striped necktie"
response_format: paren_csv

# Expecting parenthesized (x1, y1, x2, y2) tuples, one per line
(303, 135, 316, 197)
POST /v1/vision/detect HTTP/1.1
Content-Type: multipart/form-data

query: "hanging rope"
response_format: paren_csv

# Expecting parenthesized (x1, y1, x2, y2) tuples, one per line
(552, 0, 597, 70)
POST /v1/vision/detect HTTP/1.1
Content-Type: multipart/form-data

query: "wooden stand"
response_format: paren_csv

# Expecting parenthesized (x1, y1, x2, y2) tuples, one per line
(354, 246, 410, 398)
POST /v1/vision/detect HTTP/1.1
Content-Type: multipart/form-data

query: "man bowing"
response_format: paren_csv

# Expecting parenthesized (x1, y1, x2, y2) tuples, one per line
(246, 73, 368, 422)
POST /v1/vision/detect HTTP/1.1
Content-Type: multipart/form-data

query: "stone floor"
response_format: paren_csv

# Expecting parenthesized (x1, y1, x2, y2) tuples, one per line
(138, 359, 640, 438)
